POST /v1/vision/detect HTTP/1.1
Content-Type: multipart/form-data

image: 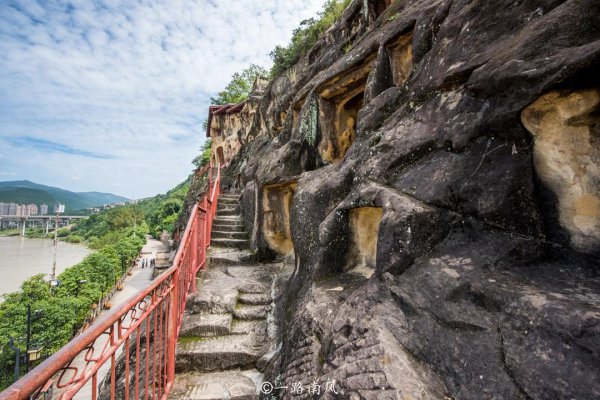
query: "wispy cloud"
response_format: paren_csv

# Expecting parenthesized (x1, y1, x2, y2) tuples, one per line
(0, 0, 324, 198)
(5, 136, 115, 159)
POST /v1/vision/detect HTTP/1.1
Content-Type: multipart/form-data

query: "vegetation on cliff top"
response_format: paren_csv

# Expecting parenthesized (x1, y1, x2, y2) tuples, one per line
(210, 64, 268, 105)
(270, 0, 351, 76)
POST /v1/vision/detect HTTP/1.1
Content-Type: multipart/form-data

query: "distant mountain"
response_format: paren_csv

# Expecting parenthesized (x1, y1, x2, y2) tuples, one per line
(0, 180, 130, 211)
(0, 187, 55, 205)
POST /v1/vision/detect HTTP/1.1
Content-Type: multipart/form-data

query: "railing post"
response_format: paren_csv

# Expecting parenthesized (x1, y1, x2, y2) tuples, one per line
(203, 197, 210, 252)
(190, 205, 199, 293)
(167, 267, 179, 389)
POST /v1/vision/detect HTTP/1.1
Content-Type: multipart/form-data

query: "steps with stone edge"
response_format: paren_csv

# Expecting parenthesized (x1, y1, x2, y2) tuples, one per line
(212, 231, 248, 240)
(172, 192, 275, 400)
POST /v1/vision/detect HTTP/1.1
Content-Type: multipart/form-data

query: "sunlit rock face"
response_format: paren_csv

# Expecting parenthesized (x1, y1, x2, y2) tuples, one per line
(522, 89, 600, 253)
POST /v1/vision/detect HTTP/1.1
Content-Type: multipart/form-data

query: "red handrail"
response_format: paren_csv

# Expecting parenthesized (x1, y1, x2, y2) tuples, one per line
(0, 163, 221, 400)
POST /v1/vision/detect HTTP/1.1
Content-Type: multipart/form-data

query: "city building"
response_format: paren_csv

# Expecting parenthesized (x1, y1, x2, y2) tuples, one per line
(54, 203, 65, 213)
(8, 203, 17, 216)
(40, 204, 48, 215)
(0, 202, 8, 215)
(27, 204, 38, 215)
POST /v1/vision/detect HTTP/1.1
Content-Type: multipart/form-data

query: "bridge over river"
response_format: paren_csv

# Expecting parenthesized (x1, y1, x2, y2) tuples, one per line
(0, 215, 88, 236)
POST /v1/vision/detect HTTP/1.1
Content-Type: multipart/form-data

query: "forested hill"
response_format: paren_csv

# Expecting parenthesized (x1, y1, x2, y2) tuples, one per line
(0, 180, 129, 211)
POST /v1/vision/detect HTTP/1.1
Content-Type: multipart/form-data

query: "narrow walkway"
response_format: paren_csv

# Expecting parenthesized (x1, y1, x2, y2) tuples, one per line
(171, 193, 280, 400)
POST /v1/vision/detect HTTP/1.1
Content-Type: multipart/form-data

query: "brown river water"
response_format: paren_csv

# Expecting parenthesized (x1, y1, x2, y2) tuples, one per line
(0, 236, 91, 297)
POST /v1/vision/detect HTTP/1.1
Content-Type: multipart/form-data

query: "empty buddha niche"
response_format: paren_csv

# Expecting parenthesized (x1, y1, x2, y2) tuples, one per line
(263, 182, 297, 254)
(346, 207, 383, 278)
(521, 88, 600, 253)
(216, 146, 225, 164)
(387, 32, 413, 86)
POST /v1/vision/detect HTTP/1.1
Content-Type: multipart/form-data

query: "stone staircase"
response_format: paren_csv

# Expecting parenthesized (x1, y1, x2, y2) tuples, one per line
(210, 194, 249, 250)
(171, 193, 278, 400)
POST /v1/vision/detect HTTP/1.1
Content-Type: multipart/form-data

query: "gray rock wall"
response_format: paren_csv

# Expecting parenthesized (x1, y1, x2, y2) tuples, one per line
(220, 0, 600, 398)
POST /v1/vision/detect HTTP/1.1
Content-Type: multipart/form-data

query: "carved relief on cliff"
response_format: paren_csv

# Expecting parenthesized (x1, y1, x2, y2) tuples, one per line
(263, 181, 297, 255)
(317, 54, 375, 164)
(522, 89, 600, 253)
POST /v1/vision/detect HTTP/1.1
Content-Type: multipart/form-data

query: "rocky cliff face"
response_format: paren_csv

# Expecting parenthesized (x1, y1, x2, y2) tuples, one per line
(218, 0, 600, 398)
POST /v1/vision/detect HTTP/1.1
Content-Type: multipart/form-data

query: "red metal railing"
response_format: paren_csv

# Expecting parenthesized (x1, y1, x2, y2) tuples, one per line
(0, 164, 221, 400)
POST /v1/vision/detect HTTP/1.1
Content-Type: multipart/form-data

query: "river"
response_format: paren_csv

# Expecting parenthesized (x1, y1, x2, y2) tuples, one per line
(0, 236, 91, 297)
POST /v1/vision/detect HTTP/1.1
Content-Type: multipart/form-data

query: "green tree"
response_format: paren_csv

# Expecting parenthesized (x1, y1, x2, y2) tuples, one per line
(210, 64, 267, 105)
(192, 139, 212, 169)
(270, 0, 351, 76)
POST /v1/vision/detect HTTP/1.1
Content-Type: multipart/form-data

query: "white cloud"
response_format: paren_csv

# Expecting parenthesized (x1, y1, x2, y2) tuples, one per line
(0, 0, 325, 198)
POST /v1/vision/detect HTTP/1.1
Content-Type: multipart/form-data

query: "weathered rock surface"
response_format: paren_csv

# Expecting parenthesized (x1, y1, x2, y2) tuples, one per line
(214, 0, 600, 398)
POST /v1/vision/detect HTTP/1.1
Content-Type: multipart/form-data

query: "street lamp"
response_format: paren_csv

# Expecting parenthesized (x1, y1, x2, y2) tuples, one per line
(51, 203, 65, 285)
(27, 346, 44, 362)
(25, 305, 43, 372)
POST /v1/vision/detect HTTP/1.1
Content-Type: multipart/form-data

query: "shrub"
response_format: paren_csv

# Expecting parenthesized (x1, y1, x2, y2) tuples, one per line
(270, 0, 351, 76)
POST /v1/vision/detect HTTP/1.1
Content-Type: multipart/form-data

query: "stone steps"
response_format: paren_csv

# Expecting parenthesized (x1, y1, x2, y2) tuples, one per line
(174, 191, 275, 399)
(217, 208, 238, 217)
(219, 194, 240, 200)
(213, 223, 245, 233)
(218, 197, 239, 205)
(212, 230, 248, 240)
(172, 370, 261, 400)
(180, 314, 233, 337)
(238, 293, 272, 306)
(175, 334, 265, 373)
(230, 320, 268, 336)
(211, 238, 250, 249)
(214, 217, 244, 226)
(233, 305, 271, 321)
(209, 250, 256, 266)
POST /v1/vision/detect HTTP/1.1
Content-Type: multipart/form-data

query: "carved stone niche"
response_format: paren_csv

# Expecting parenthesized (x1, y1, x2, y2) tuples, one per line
(317, 54, 376, 163)
(346, 207, 383, 278)
(521, 89, 600, 253)
(386, 31, 413, 86)
(293, 98, 305, 130)
(273, 111, 286, 134)
(263, 181, 297, 255)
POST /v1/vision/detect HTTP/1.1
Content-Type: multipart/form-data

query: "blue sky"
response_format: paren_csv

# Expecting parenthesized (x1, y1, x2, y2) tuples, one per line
(0, 0, 323, 198)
